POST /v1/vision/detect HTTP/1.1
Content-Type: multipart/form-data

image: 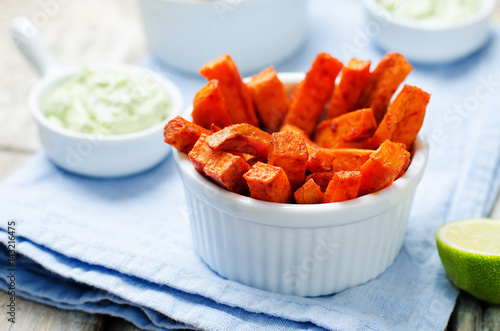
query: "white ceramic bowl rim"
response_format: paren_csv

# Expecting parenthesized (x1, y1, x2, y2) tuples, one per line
(363, 0, 496, 30)
(28, 63, 183, 142)
(174, 73, 429, 228)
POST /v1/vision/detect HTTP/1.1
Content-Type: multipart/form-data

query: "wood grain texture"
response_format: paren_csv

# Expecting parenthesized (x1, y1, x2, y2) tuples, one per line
(449, 292, 484, 331)
(0, 291, 103, 331)
(0, 0, 500, 330)
(483, 305, 500, 331)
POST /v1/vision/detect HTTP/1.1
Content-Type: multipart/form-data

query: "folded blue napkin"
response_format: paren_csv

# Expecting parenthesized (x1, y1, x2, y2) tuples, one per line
(2, 0, 500, 329)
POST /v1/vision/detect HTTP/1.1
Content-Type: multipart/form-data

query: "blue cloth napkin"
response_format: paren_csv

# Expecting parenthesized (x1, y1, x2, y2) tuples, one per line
(2, 0, 500, 329)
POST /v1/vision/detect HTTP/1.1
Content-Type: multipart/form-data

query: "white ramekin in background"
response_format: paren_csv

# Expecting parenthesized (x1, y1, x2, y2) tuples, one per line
(29, 64, 183, 177)
(174, 73, 428, 297)
(138, 0, 308, 75)
(363, 0, 495, 64)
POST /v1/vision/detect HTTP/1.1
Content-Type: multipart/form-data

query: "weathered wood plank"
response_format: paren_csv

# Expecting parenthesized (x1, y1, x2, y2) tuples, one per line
(449, 292, 483, 331)
(483, 305, 500, 331)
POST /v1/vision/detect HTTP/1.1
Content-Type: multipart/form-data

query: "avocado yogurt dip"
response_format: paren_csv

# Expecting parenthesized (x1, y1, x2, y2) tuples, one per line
(377, 0, 483, 24)
(42, 68, 171, 135)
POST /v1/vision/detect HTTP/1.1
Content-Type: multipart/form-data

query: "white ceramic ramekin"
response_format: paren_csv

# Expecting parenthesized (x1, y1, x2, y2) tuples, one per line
(138, 0, 307, 75)
(12, 17, 183, 177)
(29, 64, 183, 177)
(174, 73, 428, 297)
(363, 0, 495, 64)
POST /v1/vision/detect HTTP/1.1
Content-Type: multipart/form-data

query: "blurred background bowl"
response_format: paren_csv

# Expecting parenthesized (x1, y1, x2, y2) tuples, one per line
(363, 0, 496, 64)
(138, 0, 308, 75)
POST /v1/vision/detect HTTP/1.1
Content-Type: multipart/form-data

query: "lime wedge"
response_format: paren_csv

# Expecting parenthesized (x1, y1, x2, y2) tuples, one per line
(436, 218, 500, 304)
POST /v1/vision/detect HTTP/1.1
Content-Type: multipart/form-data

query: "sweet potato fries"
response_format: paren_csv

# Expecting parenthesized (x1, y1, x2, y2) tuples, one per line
(165, 52, 430, 204)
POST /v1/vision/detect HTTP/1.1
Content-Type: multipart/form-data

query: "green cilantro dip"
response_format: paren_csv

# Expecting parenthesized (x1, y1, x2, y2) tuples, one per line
(42, 68, 171, 135)
(377, 0, 483, 24)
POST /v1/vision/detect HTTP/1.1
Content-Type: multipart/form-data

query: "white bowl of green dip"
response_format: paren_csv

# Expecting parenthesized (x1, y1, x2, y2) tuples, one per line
(363, 0, 495, 64)
(29, 64, 183, 177)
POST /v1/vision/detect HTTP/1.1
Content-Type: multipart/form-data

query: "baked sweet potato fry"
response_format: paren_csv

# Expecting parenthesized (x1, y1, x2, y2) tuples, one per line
(192, 80, 233, 129)
(330, 149, 374, 172)
(370, 84, 430, 150)
(306, 147, 336, 173)
(188, 134, 250, 194)
(243, 162, 292, 203)
(268, 131, 308, 191)
(210, 124, 222, 133)
(307, 148, 374, 173)
(279, 124, 319, 153)
(246, 67, 288, 132)
(396, 154, 411, 180)
(305, 172, 335, 192)
(206, 123, 271, 161)
(327, 58, 371, 119)
(357, 53, 413, 123)
(314, 108, 377, 148)
(167, 52, 426, 203)
(323, 171, 362, 203)
(294, 179, 324, 204)
(358, 140, 411, 196)
(283, 53, 343, 136)
(200, 54, 259, 126)
(164, 116, 211, 153)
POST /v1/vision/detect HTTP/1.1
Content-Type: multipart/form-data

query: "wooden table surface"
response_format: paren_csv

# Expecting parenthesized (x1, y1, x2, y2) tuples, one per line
(1, 0, 499, 330)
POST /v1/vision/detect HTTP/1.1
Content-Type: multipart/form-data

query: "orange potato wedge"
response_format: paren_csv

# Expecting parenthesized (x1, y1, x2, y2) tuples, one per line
(188, 134, 250, 194)
(279, 123, 320, 154)
(327, 58, 371, 119)
(357, 53, 413, 123)
(268, 131, 308, 191)
(164, 116, 211, 153)
(246, 67, 288, 132)
(305, 172, 335, 192)
(314, 108, 377, 148)
(200, 54, 259, 126)
(370, 84, 430, 150)
(323, 171, 362, 203)
(210, 124, 222, 133)
(283, 53, 343, 136)
(294, 179, 324, 204)
(171, 52, 428, 204)
(358, 140, 411, 196)
(192, 80, 233, 129)
(330, 149, 374, 172)
(206, 123, 271, 161)
(307, 148, 374, 173)
(243, 162, 292, 203)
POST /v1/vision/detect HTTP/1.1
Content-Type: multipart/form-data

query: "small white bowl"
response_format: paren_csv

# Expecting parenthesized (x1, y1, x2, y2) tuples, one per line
(29, 64, 183, 177)
(363, 0, 495, 64)
(138, 0, 308, 75)
(174, 73, 428, 296)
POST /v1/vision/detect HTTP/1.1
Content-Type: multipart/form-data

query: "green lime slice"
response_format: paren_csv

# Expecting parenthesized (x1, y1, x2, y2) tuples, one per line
(436, 218, 500, 304)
